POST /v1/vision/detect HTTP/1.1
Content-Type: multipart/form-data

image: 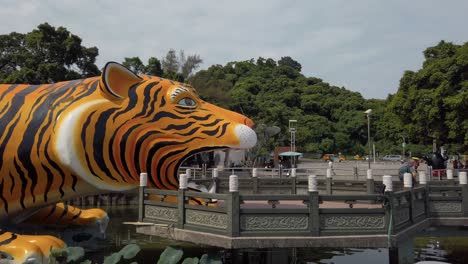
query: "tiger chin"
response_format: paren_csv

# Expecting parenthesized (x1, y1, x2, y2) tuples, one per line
(0, 62, 257, 263)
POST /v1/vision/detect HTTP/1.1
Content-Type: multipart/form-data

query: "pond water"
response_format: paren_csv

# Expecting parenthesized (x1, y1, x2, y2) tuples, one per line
(41, 206, 468, 263)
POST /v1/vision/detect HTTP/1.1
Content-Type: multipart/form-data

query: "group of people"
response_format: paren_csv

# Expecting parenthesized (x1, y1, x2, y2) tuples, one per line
(398, 158, 420, 184)
(452, 159, 466, 169)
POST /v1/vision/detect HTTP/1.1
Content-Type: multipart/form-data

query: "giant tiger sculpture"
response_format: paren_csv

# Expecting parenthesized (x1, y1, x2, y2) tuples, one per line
(0, 62, 257, 263)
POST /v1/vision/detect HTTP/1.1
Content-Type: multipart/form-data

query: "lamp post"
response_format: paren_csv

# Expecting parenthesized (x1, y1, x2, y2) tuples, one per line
(289, 120, 297, 168)
(364, 109, 372, 169)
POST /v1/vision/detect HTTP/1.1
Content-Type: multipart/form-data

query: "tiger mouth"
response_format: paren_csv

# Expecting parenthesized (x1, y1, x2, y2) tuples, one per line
(178, 146, 229, 168)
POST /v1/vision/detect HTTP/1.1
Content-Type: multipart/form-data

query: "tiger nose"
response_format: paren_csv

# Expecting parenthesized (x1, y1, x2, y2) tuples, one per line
(244, 117, 254, 128)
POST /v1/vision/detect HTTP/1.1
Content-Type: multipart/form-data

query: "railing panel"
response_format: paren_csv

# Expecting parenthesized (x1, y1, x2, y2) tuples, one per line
(143, 204, 178, 224)
(239, 213, 310, 234)
(319, 211, 386, 235)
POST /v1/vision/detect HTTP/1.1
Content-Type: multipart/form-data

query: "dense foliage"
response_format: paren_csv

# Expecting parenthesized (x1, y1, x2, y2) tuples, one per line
(188, 57, 377, 156)
(0, 23, 100, 84)
(387, 41, 468, 153)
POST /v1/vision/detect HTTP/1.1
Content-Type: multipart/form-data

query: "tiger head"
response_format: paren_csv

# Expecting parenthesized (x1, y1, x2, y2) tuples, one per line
(55, 62, 257, 191)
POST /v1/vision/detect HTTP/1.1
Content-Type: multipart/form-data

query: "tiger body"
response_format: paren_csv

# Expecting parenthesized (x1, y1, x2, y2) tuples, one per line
(0, 62, 256, 262)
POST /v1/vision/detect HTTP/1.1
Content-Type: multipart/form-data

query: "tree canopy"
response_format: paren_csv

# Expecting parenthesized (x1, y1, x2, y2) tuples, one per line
(122, 49, 203, 82)
(188, 57, 374, 157)
(0, 23, 100, 84)
(387, 41, 468, 152)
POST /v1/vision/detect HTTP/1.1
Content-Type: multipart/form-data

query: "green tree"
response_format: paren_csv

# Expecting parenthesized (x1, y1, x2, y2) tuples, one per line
(189, 56, 374, 155)
(122, 57, 145, 74)
(146, 57, 164, 76)
(161, 49, 203, 82)
(278, 56, 302, 72)
(122, 56, 164, 76)
(0, 23, 100, 84)
(387, 41, 468, 149)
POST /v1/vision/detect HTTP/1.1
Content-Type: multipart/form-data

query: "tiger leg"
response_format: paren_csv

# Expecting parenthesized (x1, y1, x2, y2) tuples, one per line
(0, 230, 65, 264)
(24, 203, 109, 233)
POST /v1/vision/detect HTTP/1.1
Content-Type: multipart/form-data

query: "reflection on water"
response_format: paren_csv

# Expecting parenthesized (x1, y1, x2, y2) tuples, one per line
(413, 226, 468, 264)
(23, 206, 468, 263)
(73, 206, 219, 263)
(226, 248, 389, 264)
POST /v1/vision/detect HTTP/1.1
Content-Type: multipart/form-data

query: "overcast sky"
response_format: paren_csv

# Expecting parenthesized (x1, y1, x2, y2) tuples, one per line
(1, 0, 467, 99)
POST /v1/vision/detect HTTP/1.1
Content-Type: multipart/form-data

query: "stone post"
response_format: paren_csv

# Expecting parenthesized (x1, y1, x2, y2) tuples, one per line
(366, 169, 375, 194)
(403, 172, 412, 189)
(138, 172, 147, 222)
(308, 175, 318, 192)
(252, 168, 259, 194)
(186, 168, 192, 179)
(326, 168, 332, 195)
(291, 168, 297, 194)
(460, 172, 468, 217)
(403, 173, 414, 223)
(428, 166, 433, 182)
(228, 175, 240, 236)
(229, 175, 238, 192)
(419, 171, 427, 185)
(447, 169, 454, 185)
(383, 175, 395, 235)
(212, 168, 219, 193)
(177, 174, 188, 229)
(383, 175, 393, 192)
(460, 171, 467, 185)
(419, 171, 429, 218)
(308, 174, 319, 236)
(353, 166, 359, 180)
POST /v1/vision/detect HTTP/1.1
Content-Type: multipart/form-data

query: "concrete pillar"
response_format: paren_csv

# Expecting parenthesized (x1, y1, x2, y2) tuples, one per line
(228, 175, 240, 236)
(140, 172, 148, 187)
(308, 190, 320, 236)
(229, 175, 239, 192)
(179, 174, 188, 189)
(308, 175, 318, 192)
(446, 169, 453, 179)
(447, 169, 454, 185)
(403, 173, 412, 188)
(366, 169, 375, 194)
(291, 168, 296, 177)
(252, 168, 257, 178)
(177, 173, 188, 229)
(460, 171, 468, 217)
(291, 168, 297, 194)
(418, 171, 427, 185)
(186, 168, 192, 179)
(383, 175, 393, 192)
(211, 168, 219, 193)
(138, 172, 147, 222)
(326, 169, 332, 195)
(459, 171, 467, 185)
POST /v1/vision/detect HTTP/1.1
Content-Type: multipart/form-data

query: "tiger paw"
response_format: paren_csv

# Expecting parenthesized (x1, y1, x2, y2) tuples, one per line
(25, 203, 109, 234)
(0, 231, 65, 264)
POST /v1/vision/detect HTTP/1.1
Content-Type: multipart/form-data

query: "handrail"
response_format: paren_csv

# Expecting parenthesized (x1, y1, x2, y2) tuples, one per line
(240, 194, 309, 200)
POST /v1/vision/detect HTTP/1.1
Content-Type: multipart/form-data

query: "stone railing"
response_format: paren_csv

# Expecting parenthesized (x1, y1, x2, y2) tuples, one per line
(138, 172, 468, 238)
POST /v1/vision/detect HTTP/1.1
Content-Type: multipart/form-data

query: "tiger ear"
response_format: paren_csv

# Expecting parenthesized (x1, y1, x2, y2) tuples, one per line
(100, 62, 142, 99)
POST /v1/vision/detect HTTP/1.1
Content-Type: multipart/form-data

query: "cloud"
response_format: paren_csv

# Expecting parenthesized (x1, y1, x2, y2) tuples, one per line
(0, 0, 467, 99)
